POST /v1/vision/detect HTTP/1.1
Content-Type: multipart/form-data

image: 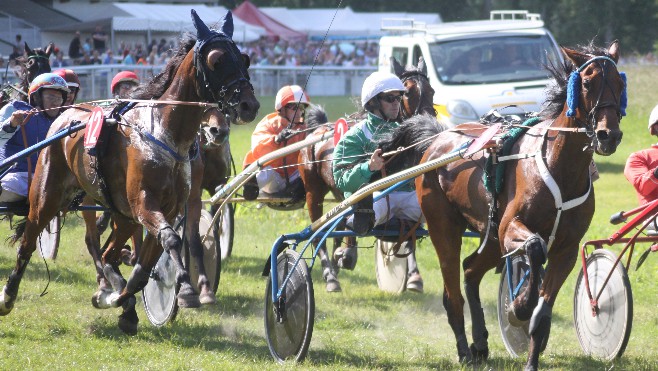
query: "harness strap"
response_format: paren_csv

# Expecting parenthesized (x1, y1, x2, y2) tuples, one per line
(497, 152, 538, 162)
(534, 148, 592, 251)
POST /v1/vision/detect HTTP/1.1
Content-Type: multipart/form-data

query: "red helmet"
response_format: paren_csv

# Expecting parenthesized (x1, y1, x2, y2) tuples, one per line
(111, 71, 139, 94)
(53, 69, 80, 90)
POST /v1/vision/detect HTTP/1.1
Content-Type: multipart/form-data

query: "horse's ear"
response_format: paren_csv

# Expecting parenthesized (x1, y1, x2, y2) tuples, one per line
(45, 42, 54, 57)
(191, 9, 213, 41)
(608, 40, 620, 63)
(391, 57, 404, 77)
(417, 56, 427, 75)
(561, 46, 588, 68)
(24, 43, 32, 56)
(219, 11, 234, 39)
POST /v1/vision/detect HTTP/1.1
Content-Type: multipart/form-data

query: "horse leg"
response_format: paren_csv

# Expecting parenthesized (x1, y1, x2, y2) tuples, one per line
(304, 175, 340, 292)
(81, 196, 114, 308)
(524, 245, 577, 371)
(501, 219, 547, 325)
(462, 240, 500, 362)
(186, 182, 217, 304)
(136, 199, 200, 308)
(96, 216, 137, 309)
(419, 182, 472, 362)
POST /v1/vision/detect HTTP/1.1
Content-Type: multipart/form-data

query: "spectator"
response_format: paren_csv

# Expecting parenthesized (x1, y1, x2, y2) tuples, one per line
(8, 46, 21, 64)
(92, 25, 107, 53)
(103, 49, 114, 64)
(14, 34, 23, 54)
(68, 31, 83, 60)
(82, 38, 92, 55)
(51, 50, 68, 68)
(123, 49, 136, 65)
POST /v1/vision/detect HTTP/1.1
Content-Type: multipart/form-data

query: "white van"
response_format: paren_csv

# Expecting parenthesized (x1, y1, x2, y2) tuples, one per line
(379, 10, 563, 126)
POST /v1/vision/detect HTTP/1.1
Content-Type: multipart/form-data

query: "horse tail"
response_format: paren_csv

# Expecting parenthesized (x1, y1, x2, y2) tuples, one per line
(8, 217, 27, 246)
(379, 114, 448, 174)
(305, 104, 328, 129)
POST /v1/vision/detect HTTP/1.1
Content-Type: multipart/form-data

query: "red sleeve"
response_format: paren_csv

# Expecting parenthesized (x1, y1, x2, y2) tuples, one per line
(624, 151, 658, 199)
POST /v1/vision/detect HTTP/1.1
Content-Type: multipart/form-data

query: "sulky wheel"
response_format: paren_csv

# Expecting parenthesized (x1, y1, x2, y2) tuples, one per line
(573, 249, 632, 360)
(374, 239, 408, 294)
(215, 203, 234, 260)
(37, 214, 62, 260)
(142, 251, 179, 326)
(184, 209, 221, 293)
(264, 249, 314, 363)
(497, 254, 534, 358)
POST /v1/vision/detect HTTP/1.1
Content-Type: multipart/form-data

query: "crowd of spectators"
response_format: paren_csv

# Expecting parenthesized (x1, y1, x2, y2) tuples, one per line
(1, 27, 380, 71)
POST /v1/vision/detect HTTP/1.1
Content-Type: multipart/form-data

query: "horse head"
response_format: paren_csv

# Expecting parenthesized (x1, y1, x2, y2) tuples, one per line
(23, 42, 53, 83)
(392, 57, 436, 120)
(562, 41, 625, 156)
(200, 108, 230, 147)
(191, 10, 260, 124)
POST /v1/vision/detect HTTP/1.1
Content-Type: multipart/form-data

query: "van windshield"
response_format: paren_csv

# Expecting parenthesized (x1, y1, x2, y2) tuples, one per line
(429, 35, 561, 85)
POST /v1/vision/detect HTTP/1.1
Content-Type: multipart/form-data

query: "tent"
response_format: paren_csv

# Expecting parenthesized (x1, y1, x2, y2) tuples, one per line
(233, 0, 306, 41)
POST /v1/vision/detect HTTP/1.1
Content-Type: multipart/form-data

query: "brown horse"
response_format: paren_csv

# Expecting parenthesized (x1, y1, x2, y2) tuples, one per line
(0, 10, 260, 334)
(298, 56, 436, 292)
(0, 42, 54, 107)
(380, 41, 624, 370)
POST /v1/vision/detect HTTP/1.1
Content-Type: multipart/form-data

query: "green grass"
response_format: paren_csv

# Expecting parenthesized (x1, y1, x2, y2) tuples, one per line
(1, 67, 657, 370)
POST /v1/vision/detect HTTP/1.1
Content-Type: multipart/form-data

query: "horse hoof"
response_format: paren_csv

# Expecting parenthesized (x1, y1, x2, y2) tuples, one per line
(199, 291, 217, 305)
(120, 248, 134, 266)
(325, 278, 342, 293)
(469, 343, 489, 363)
(0, 287, 14, 315)
(177, 285, 201, 308)
(91, 289, 116, 309)
(118, 313, 138, 336)
(334, 247, 358, 271)
(507, 306, 528, 327)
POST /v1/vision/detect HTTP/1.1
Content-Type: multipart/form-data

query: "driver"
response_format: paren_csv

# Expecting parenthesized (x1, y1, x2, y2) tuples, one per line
(111, 71, 140, 99)
(242, 85, 310, 201)
(0, 72, 69, 202)
(333, 71, 424, 293)
(624, 104, 658, 205)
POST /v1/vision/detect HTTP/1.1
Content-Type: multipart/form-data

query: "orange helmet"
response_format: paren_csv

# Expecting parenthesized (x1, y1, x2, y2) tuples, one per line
(53, 69, 80, 90)
(111, 71, 139, 94)
(275, 85, 310, 111)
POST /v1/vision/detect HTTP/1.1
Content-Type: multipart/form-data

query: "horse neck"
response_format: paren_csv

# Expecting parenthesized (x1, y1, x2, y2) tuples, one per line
(542, 112, 593, 191)
(157, 70, 205, 147)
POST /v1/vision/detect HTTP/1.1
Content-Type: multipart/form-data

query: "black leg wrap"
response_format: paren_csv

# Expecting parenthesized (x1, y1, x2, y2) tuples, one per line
(157, 226, 180, 254)
(6, 257, 30, 297)
(125, 264, 149, 294)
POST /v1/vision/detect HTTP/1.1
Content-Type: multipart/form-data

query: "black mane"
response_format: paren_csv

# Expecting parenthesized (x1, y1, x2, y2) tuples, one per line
(305, 104, 328, 129)
(542, 42, 614, 120)
(131, 36, 196, 100)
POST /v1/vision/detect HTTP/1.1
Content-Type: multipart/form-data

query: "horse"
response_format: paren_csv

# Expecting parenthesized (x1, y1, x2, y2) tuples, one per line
(1, 42, 54, 107)
(0, 10, 260, 335)
(378, 41, 625, 370)
(297, 56, 436, 292)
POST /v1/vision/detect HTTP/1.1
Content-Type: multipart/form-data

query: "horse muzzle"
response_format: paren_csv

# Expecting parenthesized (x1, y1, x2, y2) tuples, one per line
(595, 128, 623, 156)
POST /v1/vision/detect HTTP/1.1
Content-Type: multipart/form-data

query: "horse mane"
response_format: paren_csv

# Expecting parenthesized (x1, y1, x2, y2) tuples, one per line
(305, 104, 328, 129)
(131, 36, 196, 100)
(378, 114, 448, 173)
(542, 41, 613, 120)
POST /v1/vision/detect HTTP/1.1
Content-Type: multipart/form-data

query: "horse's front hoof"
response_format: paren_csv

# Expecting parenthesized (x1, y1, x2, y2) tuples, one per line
(118, 310, 139, 336)
(0, 287, 14, 315)
(199, 290, 217, 305)
(334, 246, 358, 271)
(177, 284, 201, 308)
(507, 306, 529, 327)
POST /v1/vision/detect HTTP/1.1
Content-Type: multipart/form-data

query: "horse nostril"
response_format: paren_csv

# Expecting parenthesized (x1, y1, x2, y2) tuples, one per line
(596, 130, 610, 142)
(209, 127, 219, 135)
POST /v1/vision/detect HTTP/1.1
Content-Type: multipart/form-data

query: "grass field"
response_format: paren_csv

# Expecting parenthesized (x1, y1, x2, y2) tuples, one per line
(0, 66, 657, 370)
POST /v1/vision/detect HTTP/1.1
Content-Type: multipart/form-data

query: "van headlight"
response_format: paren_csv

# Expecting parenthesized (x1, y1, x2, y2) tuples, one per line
(446, 100, 478, 121)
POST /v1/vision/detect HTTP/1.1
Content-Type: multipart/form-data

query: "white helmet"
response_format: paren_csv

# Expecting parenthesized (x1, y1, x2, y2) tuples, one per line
(361, 71, 405, 108)
(649, 104, 658, 132)
(275, 85, 310, 111)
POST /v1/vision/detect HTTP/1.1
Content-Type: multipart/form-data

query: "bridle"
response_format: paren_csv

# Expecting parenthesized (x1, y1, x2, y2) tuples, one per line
(194, 35, 253, 118)
(567, 56, 625, 135)
(399, 70, 435, 120)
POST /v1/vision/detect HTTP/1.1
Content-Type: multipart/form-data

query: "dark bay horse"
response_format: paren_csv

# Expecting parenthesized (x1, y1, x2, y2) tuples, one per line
(1, 43, 53, 107)
(298, 56, 435, 292)
(0, 10, 260, 335)
(380, 42, 625, 370)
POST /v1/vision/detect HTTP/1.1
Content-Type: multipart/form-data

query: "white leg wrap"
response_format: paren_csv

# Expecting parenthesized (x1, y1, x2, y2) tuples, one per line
(529, 297, 552, 335)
